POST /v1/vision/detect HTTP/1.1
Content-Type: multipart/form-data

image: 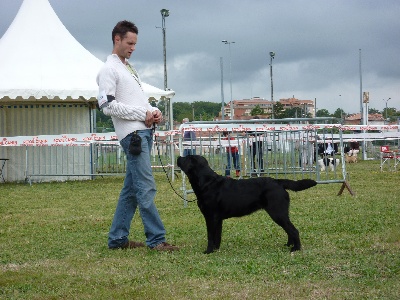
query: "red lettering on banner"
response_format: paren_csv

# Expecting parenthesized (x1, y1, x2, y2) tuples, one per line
(0, 138, 18, 146)
(232, 125, 251, 132)
(22, 137, 48, 146)
(256, 125, 275, 131)
(54, 135, 78, 143)
(280, 125, 299, 131)
(206, 125, 228, 132)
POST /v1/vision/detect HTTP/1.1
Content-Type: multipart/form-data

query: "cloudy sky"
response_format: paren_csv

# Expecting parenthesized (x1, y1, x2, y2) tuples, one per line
(1, 0, 399, 115)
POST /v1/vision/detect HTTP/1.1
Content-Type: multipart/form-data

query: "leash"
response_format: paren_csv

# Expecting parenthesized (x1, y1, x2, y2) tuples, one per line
(152, 125, 197, 203)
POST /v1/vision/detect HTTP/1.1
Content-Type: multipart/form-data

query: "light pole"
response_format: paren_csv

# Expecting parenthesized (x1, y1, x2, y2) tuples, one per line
(160, 9, 174, 179)
(269, 51, 275, 119)
(161, 9, 169, 91)
(220, 57, 225, 120)
(383, 97, 391, 123)
(339, 95, 343, 123)
(222, 40, 235, 120)
(160, 9, 170, 132)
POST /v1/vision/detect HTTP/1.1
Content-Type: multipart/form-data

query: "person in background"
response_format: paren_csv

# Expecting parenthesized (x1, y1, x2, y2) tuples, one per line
(349, 140, 360, 156)
(222, 131, 240, 177)
(182, 117, 196, 156)
(97, 20, 178, 251)
(299, 131, 315, 170)
(250, 132, 264, 173)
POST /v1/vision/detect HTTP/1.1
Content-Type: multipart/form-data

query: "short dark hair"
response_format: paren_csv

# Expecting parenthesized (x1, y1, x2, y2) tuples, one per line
(112, 20, 139, 44)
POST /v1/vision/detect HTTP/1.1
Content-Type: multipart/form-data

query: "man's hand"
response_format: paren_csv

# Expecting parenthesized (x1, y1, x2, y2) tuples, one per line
(145, 110, 154, 128)
(152, 110, 163, 124)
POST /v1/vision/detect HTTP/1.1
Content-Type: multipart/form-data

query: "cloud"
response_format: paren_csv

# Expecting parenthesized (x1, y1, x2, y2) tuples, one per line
(1, 0, 399, 114)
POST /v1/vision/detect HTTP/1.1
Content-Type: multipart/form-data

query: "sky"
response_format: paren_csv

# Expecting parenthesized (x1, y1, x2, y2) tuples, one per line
(1, 0, 399, 115)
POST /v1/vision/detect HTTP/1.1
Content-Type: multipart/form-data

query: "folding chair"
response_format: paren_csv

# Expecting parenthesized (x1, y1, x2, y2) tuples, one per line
(380, 146, 399, 171)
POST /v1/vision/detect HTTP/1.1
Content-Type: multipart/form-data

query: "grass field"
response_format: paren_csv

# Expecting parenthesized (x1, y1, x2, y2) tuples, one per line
(1, 159, 399, 299)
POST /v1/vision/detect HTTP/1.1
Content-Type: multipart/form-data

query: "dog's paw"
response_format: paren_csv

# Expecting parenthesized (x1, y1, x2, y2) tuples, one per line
(290, 246, 301, 252)
(204, 247, 217, 254)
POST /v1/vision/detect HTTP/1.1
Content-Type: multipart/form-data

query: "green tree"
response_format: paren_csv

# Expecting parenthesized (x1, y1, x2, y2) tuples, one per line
(250, 104, 263, 116)
(96, 110, 113, 132)
(333, 108, 345, 119)
(383, 107, 397, 121)
(282, 107, 298, 118)
(173, 102, 193, 122)
(316, 109, 331, 117)
(368, 107, 380, 114)
(157, 99, 166, 115)
(173, 101, 222, 122)
(191, 101, 222, 120)
(273, 102, 286, 119)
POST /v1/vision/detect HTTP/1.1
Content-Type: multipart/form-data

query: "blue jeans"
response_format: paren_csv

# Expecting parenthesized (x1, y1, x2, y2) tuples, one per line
(225, 152, 240, 176)
(108, 129, 166, 248)
(183, 148, 196, 157)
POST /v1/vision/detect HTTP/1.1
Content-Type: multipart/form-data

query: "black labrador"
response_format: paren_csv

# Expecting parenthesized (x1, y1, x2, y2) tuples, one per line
(177, 155, 317, 253)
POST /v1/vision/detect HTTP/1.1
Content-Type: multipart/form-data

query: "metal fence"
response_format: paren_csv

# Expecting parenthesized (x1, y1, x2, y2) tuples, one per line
(177, 119, 353, 204)
(2, 119, 398, 192)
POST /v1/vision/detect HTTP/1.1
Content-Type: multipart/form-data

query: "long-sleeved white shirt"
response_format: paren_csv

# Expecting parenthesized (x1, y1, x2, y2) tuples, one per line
(96, 54, 159, 141)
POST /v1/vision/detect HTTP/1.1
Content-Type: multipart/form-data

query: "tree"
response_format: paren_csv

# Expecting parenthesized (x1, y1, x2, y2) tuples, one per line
(333, 108, 345, 120)
(273, 102, 286, 119)
(96, 109, 114, 132)
(383, 107, 397, 121)
(250, 105, 263, 116)
(157, 99, 166, 115)
(368, 107, 380, 114)
(173, 101, 222, 122)
(283, 107, 298, 118)
(316, 109, 331, 117)
(191, 101, 222, 121)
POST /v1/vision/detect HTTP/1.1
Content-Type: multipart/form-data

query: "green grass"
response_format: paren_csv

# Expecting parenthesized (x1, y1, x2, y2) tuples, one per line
(1, 160, 399, 299)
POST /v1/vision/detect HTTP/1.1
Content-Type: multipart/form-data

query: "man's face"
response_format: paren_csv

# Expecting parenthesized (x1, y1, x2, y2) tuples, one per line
(114, 31, 137, 62)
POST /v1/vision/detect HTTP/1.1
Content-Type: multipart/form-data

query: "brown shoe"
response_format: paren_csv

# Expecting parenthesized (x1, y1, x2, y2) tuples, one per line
(235, 170, 240, 177)
(121, 240, 145, 249)
(151, 242, 179, 251)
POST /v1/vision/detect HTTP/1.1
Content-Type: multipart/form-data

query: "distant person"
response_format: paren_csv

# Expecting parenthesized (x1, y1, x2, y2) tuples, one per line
(96, 20, 178, 251)
(349, 140, 360, 156)
(298, 131, 315, 170)
(182, 118, 196, 156)
(250, 132, 264, 173)
(222, 131, 240, 177)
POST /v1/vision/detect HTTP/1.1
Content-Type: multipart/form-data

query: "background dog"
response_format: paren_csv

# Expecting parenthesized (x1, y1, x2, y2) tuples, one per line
(318, 157, 340, 171)
(177, 155, 317, 253)
(345, 153, 357, 163)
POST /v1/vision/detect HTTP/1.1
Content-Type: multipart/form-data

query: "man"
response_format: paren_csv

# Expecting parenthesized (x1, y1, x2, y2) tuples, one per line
(182, 118, 196, 156)
(96, 20, 178, 251)
(250, 132, 264, 173)
(222, 131, 240, 177)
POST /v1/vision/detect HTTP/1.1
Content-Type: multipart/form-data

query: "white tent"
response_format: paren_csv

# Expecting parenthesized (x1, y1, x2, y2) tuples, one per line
(0, 0, 174, 182)
(0, 0, 174, 101)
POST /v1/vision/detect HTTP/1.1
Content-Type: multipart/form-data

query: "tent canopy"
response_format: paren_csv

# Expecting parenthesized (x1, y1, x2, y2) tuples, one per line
(0, 0, 174, 101)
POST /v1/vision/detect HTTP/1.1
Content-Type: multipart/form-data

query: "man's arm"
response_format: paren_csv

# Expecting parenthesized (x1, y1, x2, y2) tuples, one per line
(97, 67, 149, 121)
(102, 100, 147, 121)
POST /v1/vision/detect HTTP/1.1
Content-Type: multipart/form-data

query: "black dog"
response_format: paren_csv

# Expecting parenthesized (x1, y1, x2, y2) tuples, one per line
(177, 155, 317, 253)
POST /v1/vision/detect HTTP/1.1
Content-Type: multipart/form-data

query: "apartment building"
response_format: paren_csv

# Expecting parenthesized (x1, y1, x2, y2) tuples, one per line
(221, 96, 315, 119)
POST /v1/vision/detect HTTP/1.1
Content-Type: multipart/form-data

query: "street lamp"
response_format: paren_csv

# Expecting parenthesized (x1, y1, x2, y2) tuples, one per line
(160, 9, 169, 91)
(383, 97, 391, 123)
(160, 9, 169, 131)
(220, 57, 225, 120)
(222, 40, 235, 120)
(269, 51, 275, 119)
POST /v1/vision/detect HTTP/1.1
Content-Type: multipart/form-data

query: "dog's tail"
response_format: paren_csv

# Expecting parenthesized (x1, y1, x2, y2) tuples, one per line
(274, 179, 317, 192)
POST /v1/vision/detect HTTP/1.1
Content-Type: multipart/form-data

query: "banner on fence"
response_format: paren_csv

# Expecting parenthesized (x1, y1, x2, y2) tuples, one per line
(0, 124, 399, 147)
